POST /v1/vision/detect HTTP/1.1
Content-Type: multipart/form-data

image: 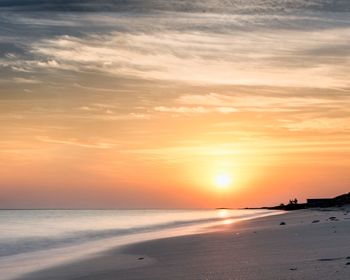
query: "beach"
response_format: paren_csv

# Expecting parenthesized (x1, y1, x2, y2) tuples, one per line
(0, 209, 276, 280)
(16, 207, 350, 280)
(2, 0, 350, 279)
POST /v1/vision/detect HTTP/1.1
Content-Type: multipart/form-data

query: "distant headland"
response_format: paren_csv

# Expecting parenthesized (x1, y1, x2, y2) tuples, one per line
(246, 192, 350, 211)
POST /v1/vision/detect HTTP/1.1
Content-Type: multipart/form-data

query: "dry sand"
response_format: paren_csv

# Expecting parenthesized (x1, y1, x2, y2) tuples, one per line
(17, 207, 350, 280)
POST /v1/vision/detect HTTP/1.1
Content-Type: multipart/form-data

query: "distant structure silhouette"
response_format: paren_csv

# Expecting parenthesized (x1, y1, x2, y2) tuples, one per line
(259, 192, 350, 211)
(307, 192, 350, 208)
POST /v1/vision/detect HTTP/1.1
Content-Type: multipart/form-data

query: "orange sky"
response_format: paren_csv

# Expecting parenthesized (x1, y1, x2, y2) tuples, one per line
(1, 1, 350, 208)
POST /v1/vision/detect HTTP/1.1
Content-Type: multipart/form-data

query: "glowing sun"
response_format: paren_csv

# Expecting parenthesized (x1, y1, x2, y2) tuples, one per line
(214, 174, 232, 189)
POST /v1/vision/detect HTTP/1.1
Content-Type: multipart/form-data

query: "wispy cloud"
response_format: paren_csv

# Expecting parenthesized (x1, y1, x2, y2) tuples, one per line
(177, 92, 350, 112)
(1, 0, 350, 90)
(1, 0, 349, 14)
(12, 77, 41, 84)
(123, 138, 350, 165)
(37, 136, 115, 149)
(154, 105, 237, 114)
(24, 27, 349, 87)
(280, 117, 350, 132)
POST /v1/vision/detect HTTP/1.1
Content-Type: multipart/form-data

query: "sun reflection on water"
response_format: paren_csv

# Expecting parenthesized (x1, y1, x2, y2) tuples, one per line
(217, 209, 229, 218)
(217, 209, 235, 225)
(222, 219, 234, 225)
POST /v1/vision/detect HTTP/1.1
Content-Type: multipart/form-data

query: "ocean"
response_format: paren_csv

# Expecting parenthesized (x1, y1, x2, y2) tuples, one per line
(0, 209, 280, 279)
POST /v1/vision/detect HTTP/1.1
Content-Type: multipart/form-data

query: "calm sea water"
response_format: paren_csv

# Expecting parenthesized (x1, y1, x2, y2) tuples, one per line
(0, 209, 280, 279)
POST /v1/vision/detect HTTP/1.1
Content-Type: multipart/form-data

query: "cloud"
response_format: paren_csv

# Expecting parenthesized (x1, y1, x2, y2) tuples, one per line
(123, 138, 350, 164)
(1, 1, 350, 89)
(12, 77, 41, 84)
(36, 60, 60, 68)
(37, 136, 115, 149)
(280, 117, 350, 132)
(25, 26, 350, 87)
(176, 92, 350, 113)
(154, 105, 237, 114)
(1, 0, 349, 14)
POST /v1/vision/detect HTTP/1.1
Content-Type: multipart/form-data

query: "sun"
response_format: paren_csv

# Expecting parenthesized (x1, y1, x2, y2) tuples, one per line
(214, 174, 232, 189)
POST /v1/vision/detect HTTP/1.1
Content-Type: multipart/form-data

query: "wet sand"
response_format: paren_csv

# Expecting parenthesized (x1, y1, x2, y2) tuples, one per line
(17, 208, 350, 280)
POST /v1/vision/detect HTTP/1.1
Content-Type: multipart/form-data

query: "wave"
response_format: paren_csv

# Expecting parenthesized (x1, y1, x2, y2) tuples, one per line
(0, 210, 267, 258)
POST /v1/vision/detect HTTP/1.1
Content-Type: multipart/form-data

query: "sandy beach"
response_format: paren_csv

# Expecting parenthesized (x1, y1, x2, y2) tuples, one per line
(16, 207, 350, 280)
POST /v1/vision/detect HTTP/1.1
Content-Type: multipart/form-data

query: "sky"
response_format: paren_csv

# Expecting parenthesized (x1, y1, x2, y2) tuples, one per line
(0, 0, 350, 209)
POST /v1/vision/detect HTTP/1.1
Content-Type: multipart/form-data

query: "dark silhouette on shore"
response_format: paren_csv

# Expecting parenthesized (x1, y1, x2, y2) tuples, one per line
(246, 192, 350, 211)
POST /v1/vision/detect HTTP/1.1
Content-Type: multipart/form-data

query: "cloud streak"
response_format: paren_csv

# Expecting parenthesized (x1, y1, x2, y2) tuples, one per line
(36, 136, 115, 149)
(23, 27, 349, 87)
(1, 0, 350, 13)
(1, 1, 350, 88)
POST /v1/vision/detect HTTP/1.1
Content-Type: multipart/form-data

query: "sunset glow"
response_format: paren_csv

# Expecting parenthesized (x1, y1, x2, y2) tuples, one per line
(0, 0, 350, 209)
(214, 174, 232, 190)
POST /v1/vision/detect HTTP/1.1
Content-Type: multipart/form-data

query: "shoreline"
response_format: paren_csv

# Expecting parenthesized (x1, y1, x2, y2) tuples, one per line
(15, 207, 350, 280)
(1, 209, 280, 280)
